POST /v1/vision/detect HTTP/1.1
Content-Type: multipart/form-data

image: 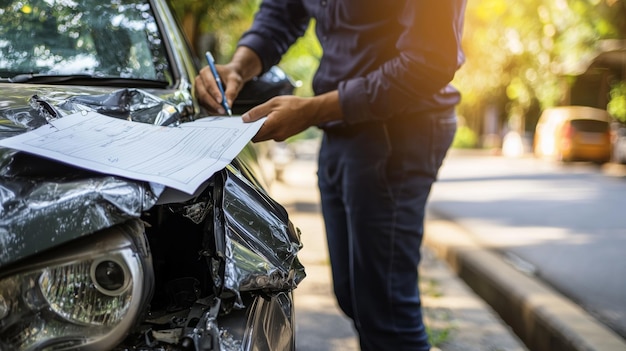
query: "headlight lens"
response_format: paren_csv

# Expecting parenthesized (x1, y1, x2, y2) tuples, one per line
(0, 223, 150, 351)
(39, 256, 132, 326)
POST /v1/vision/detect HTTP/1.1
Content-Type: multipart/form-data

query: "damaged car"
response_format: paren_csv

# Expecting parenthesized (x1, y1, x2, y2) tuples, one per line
(0, 0, 305, 350)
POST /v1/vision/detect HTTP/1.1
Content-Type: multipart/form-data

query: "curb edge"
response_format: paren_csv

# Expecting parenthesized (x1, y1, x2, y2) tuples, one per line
(424, 210, 626, 351)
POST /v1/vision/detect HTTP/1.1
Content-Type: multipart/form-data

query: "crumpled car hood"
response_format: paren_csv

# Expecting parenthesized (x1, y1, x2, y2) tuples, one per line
(0, 85, 304, 296)
(0, 84, 190, 136)
(0, 85, 185, 266)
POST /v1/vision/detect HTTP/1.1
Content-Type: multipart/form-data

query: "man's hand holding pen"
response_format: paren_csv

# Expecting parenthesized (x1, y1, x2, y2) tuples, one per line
(194, 47, 342, 143)
(196, 47, 264, 117)
(196, 52, 240, 116)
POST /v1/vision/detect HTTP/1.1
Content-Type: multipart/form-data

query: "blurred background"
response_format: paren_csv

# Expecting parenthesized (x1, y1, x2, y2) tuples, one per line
(167, 0, 626, 159)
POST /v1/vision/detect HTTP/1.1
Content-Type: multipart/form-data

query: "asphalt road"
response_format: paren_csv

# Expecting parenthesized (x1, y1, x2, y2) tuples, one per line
(428, 150, 626, 340)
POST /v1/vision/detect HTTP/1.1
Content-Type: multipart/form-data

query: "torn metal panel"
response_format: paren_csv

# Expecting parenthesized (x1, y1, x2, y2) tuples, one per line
(1, 88, 304, 295)
(0, 167, 159, 266)
(0, 88, 182, 265)
(56, 89, 185, 126)
(0, 87, 193, 138)
(218, 165, 306, 296)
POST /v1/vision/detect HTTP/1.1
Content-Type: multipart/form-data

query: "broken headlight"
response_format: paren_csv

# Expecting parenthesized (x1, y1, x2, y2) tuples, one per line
(0, 221, 152, 351)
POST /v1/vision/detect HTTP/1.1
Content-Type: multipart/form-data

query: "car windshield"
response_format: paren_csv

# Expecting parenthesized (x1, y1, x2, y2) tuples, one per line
(0, 0, 171, 83)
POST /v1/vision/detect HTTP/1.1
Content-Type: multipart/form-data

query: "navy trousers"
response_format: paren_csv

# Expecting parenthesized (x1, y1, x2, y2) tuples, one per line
(317, 109, 457, 351)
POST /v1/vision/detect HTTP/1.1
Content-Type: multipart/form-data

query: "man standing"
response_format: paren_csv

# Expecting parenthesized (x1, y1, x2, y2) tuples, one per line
(195, 1, 466, 350)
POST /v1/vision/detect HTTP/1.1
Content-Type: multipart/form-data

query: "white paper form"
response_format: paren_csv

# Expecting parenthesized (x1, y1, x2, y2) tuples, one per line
(0, 111, 265, 194)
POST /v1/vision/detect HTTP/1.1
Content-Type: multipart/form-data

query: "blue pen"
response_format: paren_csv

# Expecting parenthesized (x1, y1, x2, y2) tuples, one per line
(205, 51, 232, 116)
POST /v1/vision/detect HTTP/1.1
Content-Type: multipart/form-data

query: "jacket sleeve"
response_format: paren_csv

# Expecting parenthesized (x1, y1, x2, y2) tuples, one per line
(338, 0, 467, 123)
(237, 0, 310, 75)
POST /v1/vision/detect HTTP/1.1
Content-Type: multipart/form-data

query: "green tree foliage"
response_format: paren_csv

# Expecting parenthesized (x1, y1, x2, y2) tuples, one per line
(452, 125, 479, 149)
(167, 0, 259, 60)
(455, 0, 625, 137)
(167, 0, 626, 141)
(608, 81, 626, 122)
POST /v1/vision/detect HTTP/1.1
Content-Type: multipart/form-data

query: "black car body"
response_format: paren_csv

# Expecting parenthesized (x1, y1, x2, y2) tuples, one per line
(0, 1, 304, 350)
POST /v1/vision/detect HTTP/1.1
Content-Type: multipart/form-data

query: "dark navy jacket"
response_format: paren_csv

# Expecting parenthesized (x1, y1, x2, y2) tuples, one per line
(238, 0, 466, 125)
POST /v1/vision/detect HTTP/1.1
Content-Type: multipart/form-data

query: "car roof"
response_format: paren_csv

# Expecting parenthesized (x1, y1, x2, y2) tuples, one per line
(539, 106, 611, 124)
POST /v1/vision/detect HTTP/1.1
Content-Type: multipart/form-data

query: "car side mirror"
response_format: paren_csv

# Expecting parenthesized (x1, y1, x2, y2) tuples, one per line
(231, 66, 295, 115)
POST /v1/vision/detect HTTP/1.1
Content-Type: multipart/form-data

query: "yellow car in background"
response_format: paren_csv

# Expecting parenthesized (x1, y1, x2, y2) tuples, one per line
(533, 106, 612, 164)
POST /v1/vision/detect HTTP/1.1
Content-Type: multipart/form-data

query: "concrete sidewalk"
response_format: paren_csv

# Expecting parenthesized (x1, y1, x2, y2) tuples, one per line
(270, 159, 528, 351)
